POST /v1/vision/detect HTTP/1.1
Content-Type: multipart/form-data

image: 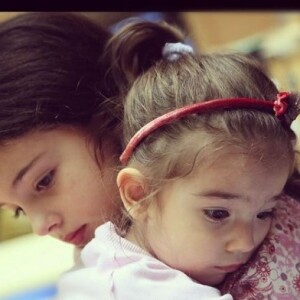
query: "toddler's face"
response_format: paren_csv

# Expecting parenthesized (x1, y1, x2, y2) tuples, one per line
(139, 151, 290, 285)
(0, 126, 119, 247)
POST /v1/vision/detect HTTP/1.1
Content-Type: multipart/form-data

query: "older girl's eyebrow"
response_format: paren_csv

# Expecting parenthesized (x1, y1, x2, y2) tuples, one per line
(12, 152, 45, 187)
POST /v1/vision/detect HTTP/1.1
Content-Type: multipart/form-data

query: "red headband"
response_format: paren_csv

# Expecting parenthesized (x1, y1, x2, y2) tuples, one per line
(120, 92, 290, 165)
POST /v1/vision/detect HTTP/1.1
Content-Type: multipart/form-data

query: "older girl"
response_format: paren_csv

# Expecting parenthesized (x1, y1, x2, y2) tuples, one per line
(0, 12, 122, 251)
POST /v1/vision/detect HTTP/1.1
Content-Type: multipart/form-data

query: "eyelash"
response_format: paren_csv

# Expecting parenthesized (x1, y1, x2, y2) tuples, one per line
(14, 207, 25, 218)
(203, 208, 275, 223)
(12, 170, 55, 218)
(257, 209, 275, 220)
(35, 170, 55, 192)
(203, 209, 229, 223)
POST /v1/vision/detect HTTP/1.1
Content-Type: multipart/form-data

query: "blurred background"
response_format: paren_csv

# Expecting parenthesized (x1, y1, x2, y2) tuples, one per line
(1, 11, 300, 300)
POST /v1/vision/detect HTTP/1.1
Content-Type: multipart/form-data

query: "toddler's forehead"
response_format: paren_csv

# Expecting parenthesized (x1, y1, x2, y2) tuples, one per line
(189, 144, 291, 174)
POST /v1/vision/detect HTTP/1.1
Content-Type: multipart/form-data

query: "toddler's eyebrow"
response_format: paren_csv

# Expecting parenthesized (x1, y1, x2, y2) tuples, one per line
(196, 191, 283, 202)
(200, 191, 241, 200)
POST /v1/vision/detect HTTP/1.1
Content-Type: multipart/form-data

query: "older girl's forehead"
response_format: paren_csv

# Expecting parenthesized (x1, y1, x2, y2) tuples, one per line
(0, 129, 67, 190)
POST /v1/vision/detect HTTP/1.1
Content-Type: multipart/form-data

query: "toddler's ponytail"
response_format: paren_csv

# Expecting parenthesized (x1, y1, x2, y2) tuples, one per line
(104, 21, 185, 96)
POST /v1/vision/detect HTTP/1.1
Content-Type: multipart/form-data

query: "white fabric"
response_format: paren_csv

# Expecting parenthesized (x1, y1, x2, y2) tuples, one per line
(55, 221, 233, 300)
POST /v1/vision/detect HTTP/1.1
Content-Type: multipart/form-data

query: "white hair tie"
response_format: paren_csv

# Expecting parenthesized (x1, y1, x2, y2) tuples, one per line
(162, 42, 194, 61)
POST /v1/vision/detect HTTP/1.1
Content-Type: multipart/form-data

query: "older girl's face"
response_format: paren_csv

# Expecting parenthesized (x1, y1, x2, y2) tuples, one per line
(130, 150, 291, 286)
(0, 126, 119, 247)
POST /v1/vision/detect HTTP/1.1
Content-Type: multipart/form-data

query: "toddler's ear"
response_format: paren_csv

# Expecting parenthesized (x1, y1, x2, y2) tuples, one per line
(117, 168, 148, 219)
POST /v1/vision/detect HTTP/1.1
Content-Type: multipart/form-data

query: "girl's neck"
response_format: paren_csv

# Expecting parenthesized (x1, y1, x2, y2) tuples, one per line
(124, 225, 153, 255)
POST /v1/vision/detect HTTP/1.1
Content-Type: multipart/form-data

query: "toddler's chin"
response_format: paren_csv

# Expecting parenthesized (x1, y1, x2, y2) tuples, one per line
(191, 272, 226, 286)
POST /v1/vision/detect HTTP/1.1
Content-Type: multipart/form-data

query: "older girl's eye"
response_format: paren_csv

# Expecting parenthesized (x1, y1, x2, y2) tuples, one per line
(36, 170, 55, 191)
(257, 209, 275, 220)
(203, 209, 230, 222)
(14, 207, 25, 218)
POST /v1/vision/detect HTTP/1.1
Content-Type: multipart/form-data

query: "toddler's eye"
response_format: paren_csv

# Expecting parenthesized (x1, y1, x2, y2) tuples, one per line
(203, 209, 230, 222)
(36, 170, 55, 191)
(14, 207, 25, 218)
(257, 209, 274, 220)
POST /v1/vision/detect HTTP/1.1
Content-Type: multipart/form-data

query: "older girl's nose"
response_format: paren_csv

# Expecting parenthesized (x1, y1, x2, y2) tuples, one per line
(30, 212, 62, 236)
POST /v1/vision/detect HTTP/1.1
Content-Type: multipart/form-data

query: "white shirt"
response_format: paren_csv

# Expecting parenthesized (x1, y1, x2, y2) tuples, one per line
(55, 222, 233, 300)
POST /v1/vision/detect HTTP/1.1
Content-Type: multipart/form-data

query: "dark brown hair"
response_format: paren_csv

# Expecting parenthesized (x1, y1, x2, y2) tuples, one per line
(0, 12, 122, 161)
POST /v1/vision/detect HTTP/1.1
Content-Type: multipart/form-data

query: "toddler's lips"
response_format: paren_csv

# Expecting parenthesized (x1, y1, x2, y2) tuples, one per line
(215, 263, 244, 273)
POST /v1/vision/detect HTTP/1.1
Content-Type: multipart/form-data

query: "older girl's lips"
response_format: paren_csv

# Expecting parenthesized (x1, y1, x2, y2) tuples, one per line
(64, 224, 87, 246)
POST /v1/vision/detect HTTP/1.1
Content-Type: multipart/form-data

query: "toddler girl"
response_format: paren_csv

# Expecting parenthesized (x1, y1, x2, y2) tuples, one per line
(55, 21, 299, 299)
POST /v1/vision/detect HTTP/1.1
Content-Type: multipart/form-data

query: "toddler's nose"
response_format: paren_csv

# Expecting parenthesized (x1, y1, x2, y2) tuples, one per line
(225, 224, 256, 254)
